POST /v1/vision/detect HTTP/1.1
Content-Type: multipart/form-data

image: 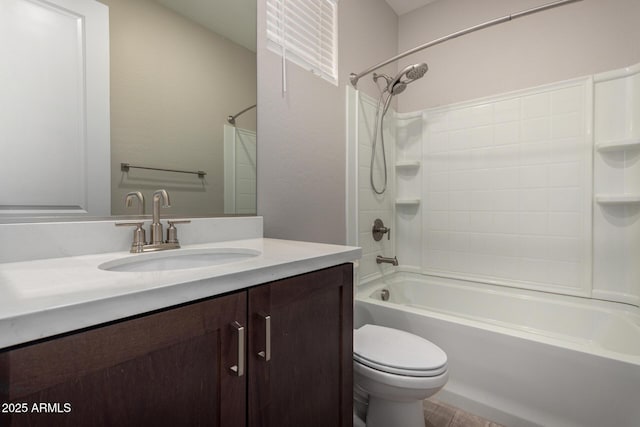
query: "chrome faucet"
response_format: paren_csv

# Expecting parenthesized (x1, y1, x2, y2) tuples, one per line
(150, 189, 171, 245)
(116, 189, 190, 253)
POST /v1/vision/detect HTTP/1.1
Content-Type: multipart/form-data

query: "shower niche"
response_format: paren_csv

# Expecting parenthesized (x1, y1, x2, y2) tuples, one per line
(395, 114, 423, 207)
(395, 113, 423, 270)
(592, 64, 640, 306)
(594, 64, 640, 203)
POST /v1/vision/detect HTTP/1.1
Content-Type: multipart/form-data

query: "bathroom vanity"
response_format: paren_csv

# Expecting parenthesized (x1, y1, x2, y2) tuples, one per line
(0, 218, 360, 427)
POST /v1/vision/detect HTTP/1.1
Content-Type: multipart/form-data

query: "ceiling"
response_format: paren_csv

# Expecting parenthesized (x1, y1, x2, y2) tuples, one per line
(154, 0, 256, 52)
(385, 0, 439, 16)
(153, 0, 436, 51)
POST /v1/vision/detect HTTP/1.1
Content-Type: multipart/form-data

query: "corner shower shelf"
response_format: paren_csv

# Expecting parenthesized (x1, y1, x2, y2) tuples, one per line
(595, 194, 640, 205)
(395, 160, 421, 169)
(395, 199, 421, 206)
(595, 138, 640, 152)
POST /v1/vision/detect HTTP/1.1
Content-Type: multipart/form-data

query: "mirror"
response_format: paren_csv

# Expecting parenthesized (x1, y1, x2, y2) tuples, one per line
(0, 0, 256, 221)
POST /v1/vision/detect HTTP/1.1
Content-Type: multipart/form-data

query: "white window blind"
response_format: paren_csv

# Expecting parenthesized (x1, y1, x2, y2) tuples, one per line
(266, 0, 338, 86)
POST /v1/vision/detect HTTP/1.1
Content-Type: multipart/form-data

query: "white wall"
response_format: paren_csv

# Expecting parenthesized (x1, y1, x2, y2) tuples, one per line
(414, 78, 592, 297)
(257, 0, 397, 244)
(354, 90, 397, 280)
(397, 0, 640, 112)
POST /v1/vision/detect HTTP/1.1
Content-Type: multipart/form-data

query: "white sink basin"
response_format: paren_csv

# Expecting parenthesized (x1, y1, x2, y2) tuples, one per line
(98, 248, 261, 272)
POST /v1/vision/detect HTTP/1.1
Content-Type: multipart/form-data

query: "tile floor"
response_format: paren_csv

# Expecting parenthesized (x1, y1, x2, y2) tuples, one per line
(423, 398, 504, 427)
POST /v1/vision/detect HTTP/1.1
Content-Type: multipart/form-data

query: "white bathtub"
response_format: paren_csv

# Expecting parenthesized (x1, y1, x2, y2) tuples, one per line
(355, 272, 640, 427)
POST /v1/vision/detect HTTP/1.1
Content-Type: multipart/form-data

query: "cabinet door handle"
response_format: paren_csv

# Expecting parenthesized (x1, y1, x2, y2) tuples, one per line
(257, 313, 271, 361)
(230, 321, 245, 376)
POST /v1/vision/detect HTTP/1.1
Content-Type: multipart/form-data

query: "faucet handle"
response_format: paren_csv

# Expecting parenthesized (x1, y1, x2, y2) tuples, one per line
(124, 192, 145, 215)
(166, 220, 191, 244)
(372, 218, 391, 241)
(116, 222, 147, 253)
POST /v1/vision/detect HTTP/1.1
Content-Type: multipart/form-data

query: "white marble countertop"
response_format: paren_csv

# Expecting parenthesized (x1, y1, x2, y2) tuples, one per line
(0, 238, 361, 349)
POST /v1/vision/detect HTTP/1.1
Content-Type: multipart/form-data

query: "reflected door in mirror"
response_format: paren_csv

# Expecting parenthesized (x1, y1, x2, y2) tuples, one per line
(0, 0, 110, 217)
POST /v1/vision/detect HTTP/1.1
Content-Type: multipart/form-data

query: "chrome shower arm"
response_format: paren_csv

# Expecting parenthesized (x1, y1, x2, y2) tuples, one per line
(349, 0, 582, 88)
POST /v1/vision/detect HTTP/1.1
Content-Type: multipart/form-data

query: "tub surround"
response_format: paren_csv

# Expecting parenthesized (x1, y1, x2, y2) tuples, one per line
(349, 63, 640, 308)
(348, 89, 397, 279)
(0, 217, 361, 349)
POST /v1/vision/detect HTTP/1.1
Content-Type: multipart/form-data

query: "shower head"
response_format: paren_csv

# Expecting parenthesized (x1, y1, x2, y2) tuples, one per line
(388, 62, 428, 95)
(389, 82, 407, 95)
(405, 62, 429, 80)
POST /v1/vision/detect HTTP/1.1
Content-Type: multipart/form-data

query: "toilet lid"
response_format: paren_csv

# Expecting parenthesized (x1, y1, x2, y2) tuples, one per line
(354, 325, 447, 377)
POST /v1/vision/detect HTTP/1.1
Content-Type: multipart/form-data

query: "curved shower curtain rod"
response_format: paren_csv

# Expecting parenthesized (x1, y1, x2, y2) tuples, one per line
(227, 104, 257, 125)
(349, 0, 583, 88)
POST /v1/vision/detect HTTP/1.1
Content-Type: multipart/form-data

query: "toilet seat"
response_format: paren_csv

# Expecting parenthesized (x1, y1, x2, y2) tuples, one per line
(354, 325, 447, 377)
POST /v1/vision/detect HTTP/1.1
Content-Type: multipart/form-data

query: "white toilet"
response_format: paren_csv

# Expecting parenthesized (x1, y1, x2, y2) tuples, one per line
(353, 324, 449, 427)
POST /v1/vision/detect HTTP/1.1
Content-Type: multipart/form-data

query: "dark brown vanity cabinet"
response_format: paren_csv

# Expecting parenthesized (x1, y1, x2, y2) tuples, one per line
(248, 263, 353, 427)
(0, 263, 353, 427)
(0, 291, 247, 427)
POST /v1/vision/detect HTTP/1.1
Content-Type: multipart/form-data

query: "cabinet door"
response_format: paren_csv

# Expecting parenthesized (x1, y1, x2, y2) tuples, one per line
(248, 264, 353, 427)
(0, 292, 246, 427)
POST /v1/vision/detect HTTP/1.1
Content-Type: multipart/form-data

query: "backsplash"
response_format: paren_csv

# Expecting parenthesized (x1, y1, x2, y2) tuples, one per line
(0, 217, 263, 263)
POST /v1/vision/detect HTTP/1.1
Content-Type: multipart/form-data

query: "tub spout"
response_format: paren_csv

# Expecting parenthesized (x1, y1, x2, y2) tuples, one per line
(376, 255, 398, 266)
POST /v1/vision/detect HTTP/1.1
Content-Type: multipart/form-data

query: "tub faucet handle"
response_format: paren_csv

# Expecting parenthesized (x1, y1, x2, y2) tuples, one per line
(372, 218, 391, 241)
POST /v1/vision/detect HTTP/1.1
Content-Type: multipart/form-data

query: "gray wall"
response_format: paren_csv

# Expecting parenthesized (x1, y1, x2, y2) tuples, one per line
(257, 0, 397, 244)
(397, 0, 640, 111)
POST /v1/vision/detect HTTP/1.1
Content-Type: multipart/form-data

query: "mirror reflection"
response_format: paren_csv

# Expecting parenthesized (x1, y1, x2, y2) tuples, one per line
(1, 0, 256, 220)
(104, 0, 256, 217)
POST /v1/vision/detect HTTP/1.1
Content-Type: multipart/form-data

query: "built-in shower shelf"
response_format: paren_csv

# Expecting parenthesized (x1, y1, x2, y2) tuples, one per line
(595, 194, 640, 205)
(395, 160, 421, 169)
(395, 199, 421, 206)
(595, 138, 640, 152)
